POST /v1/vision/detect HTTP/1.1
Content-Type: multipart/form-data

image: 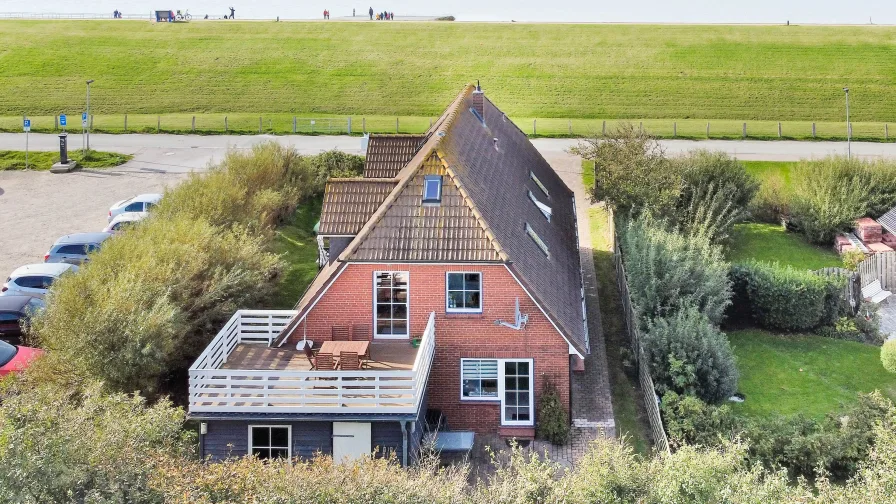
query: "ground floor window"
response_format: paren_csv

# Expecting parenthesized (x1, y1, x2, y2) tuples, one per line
(249, 425, 291, 460)
(460, 358, 534, 426)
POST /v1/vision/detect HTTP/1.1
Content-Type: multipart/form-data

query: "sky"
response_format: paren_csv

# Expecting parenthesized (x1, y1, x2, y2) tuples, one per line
(2, 0, 893, 24)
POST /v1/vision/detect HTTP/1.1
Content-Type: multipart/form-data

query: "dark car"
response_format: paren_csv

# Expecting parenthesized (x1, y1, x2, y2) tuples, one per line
(0, 296, 44, 345)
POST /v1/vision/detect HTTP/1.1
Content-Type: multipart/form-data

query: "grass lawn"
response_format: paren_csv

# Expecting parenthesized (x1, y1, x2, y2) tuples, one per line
(269, 199, 322, 309)
(742, 161, 797, 190)
(589, 205, 650, 454)
(729, 329, 896, 420)
(2, 21, 896, 139)
(726, 223, 841, 270)
(0, 149, 132, 171)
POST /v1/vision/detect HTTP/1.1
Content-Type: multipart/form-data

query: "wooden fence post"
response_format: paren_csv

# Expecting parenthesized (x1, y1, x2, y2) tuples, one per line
(224, 116, 228, 132)
(778, 122, 782, 138)
(157, 116, 160, 133)
(192, 116, 195, 132)
(849, 122, 853, 136)
(673, 122, 677, 137)
(362, 117, 366, 133)
(886, 124, 889, 141)
(347, 117, 352, 135)
(742, 122, 747, 138)
(396, 117, 399, 133)
(259, 117, 262, 134)
(812, 122, 816, 138)
(568, 119, 572, 135)
(639, 121, 643, 134)
(533, 119, 537, 136)
(602, 120, 606, 136)
(293, 117, 297, 133)
(430, 118, 433, 128)
(706, 122, 710, 138)
(54, 115, 58, 131)
(124, 114, 128, 132)
(90, 115, 94, 129)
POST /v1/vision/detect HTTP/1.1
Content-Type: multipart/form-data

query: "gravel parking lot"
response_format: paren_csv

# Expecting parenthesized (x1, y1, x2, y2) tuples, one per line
(0, 133, 886, 279)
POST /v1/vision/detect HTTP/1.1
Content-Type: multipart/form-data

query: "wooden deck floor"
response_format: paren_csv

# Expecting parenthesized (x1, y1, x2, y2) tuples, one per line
(222, 341, 418, 371)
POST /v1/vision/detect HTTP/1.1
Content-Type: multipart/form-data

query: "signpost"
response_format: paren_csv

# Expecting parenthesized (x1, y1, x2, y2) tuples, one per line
(23, 118, 30, 170)
(82, 111, 87, 152)
(60, 114, 67, 131)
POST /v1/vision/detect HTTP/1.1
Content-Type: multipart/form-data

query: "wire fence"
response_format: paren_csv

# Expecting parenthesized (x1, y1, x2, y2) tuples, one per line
(0, 113, 891, 141)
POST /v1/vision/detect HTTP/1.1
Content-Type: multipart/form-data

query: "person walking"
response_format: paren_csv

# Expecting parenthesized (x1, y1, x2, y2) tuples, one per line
(229, 6, 235, 19)
(353, 8, 355, 17)
(369, 6, 373, 20)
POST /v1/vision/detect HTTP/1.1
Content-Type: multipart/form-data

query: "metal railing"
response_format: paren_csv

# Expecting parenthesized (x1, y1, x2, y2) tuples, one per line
(188, 311, 436, 415)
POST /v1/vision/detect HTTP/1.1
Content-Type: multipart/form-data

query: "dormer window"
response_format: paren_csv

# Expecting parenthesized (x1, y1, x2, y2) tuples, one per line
(528, 190, 552, 222)
(530, 171, 549, 198)
(423, 175, 443, 205)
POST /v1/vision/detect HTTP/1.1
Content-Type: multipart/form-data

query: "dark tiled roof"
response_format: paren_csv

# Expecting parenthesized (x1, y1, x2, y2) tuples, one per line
(439, 95, 587, 354)
(351, 152, 503, 262)
(879, 206, 896, 235)
(318, 179, 397, 235)
(364, 135, 425, 178)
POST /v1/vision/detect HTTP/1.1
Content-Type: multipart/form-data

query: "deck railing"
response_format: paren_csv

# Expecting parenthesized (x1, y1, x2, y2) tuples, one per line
(189, 310, 297, 372)
(188, 311, 436, 415)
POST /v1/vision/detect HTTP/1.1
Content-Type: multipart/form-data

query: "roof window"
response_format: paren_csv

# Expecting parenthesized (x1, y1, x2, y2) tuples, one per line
(470, 107, 486, 126)
(528, 190, 552, 222)
(423, 175, 443, 205)
(525, 223, 549, 258)
(530, 171, 549, 198)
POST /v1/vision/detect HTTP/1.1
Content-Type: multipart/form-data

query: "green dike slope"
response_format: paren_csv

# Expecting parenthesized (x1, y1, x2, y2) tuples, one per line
(1, 21, 895, 123)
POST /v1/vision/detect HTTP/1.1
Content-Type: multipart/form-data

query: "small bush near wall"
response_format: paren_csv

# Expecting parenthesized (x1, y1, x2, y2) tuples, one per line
(536, 378, 570, 445)
(882, 340, 896, 373)
(731, 261, 843, 332)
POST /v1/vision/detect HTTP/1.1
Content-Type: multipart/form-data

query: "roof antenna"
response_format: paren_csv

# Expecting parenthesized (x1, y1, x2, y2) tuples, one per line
(476, 80, 481, 92)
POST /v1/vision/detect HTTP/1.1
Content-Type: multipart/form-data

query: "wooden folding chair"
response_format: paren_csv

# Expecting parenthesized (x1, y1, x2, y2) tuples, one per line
(339, 352, 361, 371)
(352, 324, 372, 360)
(332, 325, 350, 342)
(315, 352, 337, 371)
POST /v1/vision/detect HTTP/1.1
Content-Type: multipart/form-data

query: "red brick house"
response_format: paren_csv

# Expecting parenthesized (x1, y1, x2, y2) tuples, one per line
(188, 84, 588, 465)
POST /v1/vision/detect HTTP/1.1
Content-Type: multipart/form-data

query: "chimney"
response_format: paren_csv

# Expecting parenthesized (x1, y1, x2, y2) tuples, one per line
(471, 80, 485, 121)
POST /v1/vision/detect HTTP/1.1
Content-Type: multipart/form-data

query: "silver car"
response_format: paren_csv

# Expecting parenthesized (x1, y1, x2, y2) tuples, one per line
(43, 232, 112, 265)
(1, 263, 79, 299)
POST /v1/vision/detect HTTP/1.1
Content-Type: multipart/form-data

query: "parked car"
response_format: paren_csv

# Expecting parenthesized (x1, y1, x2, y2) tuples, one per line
(44, 232, 112, 265)
(1, 263, 79, 299)
(0, 296, 44, 344)
(0, 340, 43, 376)
(108, 193, 162, 222)
(103, 212, 146, 234)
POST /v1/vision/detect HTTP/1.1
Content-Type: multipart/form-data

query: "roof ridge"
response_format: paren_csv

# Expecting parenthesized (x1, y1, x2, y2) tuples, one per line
(326, 177, 399, 183)
(337, 83, 477, 262)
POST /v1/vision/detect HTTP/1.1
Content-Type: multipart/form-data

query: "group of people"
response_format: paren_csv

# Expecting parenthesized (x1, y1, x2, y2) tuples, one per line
(112, 9, 123, 18)
(368, 7, 394, 20)
(323, 9, 330, 19)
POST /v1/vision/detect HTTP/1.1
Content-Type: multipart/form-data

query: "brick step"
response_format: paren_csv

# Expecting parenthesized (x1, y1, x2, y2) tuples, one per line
(498, 426, 535, 440)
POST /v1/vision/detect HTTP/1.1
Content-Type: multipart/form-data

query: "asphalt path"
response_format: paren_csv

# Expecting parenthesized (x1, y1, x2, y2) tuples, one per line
(0, 133, 892, 276)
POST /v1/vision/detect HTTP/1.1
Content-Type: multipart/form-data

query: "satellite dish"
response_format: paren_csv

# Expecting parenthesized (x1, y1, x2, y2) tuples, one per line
(495, 298, 529, 330)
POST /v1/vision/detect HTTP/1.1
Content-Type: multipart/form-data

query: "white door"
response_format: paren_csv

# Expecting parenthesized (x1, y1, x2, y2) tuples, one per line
(332, 422, 372, 462)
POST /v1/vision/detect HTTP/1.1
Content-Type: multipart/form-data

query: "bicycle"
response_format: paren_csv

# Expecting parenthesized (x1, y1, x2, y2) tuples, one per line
(175, 9, 192, 21)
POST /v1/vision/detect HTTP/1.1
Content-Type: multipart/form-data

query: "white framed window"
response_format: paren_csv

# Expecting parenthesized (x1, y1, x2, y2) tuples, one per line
(530, 171, 549, 198)
(525, 223, 550, 258)
(461, 359, 499, 400)
(248, 425, 291, 460)
(446, 272, 482, 313)
(374, 271, 409, 338)
(460, 358, 535, 426)
(527, 190, 552, 222)
(422, 175, 443, 205)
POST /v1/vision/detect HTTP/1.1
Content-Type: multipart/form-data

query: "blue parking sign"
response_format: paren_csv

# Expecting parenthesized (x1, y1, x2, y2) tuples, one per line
(60, 114, 67, 126)
(81, 112, 87, 121)
(23, 119, 30, 132)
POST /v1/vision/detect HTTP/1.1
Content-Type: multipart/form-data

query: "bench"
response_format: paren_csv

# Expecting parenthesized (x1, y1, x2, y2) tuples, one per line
(862, 280, 892, 304)
(424, 431, 475, 454)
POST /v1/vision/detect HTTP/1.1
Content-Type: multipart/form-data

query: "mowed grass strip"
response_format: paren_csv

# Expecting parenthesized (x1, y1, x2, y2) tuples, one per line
(726, 223, 841, 270)
(0, 149, 131, 171)
(729, 329, 896, 419)
(269, 199, 322, 310)
(2, 21, 896, 124)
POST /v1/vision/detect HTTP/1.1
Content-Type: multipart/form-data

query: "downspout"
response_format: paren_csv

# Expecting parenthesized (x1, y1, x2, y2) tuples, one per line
(400, 420, 408, 467)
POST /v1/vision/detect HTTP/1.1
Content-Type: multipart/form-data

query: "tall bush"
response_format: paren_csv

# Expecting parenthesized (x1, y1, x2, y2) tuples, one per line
(673, 150, 759, 243)
(643, 307, 738, 403)
(882, 340, 896, 374)
(731, 261, 844, 331)
(536, 378, 570, 445)
(620, 216, 731, 325)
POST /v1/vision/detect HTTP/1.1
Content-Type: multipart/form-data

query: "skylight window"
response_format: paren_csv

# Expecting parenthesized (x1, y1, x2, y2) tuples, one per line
(423, 175, 443, 205)
(530, 171, 549, 198)
(470, 107, 486, 125)
(528, 190, 552, 222)
(525, 223, 549, 258)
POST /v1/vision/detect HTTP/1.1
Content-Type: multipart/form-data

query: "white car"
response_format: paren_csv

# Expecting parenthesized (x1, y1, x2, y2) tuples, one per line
(103, 212, 146, 234)
(1, 263, 79, 299)
(108, 193, 162, 222)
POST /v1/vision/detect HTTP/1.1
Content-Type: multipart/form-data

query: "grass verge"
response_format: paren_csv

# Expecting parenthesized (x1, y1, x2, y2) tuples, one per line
(269, 198, 322, 309)
(729, 329, 896, 420)
(589, 205, 650, 454)
(726, 223, 841, 270)
(0, 149, 132, 171)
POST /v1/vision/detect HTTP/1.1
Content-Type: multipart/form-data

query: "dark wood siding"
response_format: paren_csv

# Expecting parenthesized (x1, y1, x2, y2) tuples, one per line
(202, 420, 333, 462)
(371, 422, 403, 460)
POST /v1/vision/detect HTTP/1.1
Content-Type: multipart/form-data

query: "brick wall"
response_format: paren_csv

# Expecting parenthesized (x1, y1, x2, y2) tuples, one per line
(289, 263, 571, 433)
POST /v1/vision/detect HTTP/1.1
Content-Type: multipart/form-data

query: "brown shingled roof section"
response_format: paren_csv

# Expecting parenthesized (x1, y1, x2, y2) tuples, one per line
(318, 179, 397, 236)
(363, 135, 425, 178)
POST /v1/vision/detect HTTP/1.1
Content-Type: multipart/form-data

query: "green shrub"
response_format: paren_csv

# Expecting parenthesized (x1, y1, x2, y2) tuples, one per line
(842, 249, 866, 271)
(673, 151, 759, 243)
(818, 302, 883, 345)
(643, 307, 738, 403)
(749, 174, 791, 223)
(536, 378, 570, 445)
(571, 123, 680, 214)
(731, 261, 844, 331)
(661, 391, 742, 449)
(882, 340, 896, 373)
(620, 216, 731, 325)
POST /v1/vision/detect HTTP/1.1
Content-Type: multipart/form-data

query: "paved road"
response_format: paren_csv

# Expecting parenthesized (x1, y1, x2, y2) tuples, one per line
(0, 133, 892, 276)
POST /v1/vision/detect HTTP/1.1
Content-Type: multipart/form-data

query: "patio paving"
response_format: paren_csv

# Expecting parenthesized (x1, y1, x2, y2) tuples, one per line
(880, 299, 896, 340)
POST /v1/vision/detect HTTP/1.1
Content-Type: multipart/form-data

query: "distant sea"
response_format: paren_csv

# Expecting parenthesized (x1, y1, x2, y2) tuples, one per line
(0, 0, 892, 24)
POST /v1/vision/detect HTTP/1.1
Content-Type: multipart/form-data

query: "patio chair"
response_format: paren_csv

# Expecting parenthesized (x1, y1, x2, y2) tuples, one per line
(352, 324, 372, 360)
(339, 352, 361, 371)
(332, 325, 350, 342)
(303, 345, 318, 370)
(315, 352, 337, 371)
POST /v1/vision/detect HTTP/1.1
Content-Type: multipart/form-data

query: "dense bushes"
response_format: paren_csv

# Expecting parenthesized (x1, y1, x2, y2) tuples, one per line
(731, 261, 844, 331)
(31, 143, 363, 394)
(789, 157, 896, 244)
(536, 379, 570, 445)
(643, 308, 738, 403)
(882, 340, 896, 373)
(662, 391, 894, 481)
